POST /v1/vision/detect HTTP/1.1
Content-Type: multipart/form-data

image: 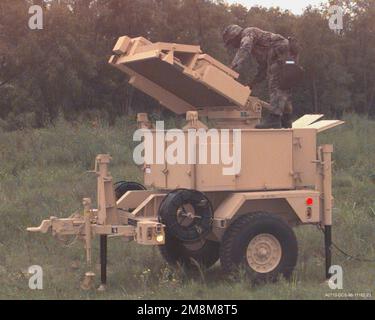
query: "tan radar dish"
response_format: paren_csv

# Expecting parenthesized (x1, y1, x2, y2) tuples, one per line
(108, 36, 262, 128)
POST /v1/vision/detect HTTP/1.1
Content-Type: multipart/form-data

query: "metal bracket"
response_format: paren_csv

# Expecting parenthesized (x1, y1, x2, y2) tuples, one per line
(293, 137, 302, 148)
(290, 171, 302, 183)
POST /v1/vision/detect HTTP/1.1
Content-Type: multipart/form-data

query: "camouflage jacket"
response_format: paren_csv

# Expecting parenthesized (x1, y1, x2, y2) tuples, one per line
(231, 27, 288, 84)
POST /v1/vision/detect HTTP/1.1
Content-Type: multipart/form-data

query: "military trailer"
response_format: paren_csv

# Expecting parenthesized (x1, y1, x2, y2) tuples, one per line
(28, 36, 344, 290)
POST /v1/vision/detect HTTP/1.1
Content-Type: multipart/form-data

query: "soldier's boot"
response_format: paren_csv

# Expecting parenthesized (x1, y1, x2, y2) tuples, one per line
(255, 113, 282, 129)
(281, 113, 293, 128)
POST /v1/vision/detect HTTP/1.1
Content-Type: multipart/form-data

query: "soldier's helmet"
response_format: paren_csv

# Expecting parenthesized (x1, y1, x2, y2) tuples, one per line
(222, 24, 243, 47)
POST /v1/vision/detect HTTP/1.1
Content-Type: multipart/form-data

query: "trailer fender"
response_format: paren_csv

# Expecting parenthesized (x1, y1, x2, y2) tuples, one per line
(212, 190, 320, 239)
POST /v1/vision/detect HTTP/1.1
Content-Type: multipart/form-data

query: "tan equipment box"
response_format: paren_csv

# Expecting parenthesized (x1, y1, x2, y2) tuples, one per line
(143, 128, 316, 191)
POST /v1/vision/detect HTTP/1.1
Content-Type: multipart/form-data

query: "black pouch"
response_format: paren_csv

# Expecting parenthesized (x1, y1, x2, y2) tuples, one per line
(279, 59, 304, 90)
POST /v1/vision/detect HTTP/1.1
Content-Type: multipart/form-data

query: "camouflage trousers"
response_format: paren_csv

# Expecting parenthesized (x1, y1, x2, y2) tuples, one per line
(267, 40, 293, 116)
(268, 80, 293, 116)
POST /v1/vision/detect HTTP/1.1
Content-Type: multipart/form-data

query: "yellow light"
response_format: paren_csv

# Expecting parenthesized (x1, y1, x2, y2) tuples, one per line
(156, 234, 164, 243)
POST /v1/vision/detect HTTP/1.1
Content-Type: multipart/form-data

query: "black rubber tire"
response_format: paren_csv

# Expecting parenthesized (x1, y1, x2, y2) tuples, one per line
(160, 231, 220, 269)
(114, 181, 146, 200)
(220, 212, 298, 282)
(158, 189, 213, 242)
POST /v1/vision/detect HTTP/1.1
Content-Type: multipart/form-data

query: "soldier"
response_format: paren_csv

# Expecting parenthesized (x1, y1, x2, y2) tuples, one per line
(223, 24, 301, 129)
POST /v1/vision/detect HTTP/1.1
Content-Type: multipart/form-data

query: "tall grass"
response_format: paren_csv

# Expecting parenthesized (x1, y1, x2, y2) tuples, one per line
(0, 114, 374, 299)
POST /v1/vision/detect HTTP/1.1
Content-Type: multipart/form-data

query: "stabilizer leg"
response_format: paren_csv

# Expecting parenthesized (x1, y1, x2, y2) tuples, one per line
(98, 235, 108, 291)
(324, 225, 332, 280)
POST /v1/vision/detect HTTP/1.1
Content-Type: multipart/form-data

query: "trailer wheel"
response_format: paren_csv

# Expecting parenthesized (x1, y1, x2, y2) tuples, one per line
(158, 189, 213, 242)
(160, 231, 220, 269)
(220, 213, 298, 282)
(114, 181, 146, 200)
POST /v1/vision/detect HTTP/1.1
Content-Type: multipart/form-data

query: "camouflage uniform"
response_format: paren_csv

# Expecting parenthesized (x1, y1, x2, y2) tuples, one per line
(230, 27, 295, 117)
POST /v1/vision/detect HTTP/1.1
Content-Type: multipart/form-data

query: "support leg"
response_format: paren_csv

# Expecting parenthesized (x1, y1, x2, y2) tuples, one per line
(321, 145, 333, 280)
(80, 198, 95, 291)
(99, 235, 107, 290)
(324, 225, 332, 280)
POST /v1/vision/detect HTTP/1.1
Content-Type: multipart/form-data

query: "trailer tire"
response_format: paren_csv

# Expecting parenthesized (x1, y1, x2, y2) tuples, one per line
(220, 213, 298, 282)
(114, 181, 146, 200)
(160, 231, 220, 269)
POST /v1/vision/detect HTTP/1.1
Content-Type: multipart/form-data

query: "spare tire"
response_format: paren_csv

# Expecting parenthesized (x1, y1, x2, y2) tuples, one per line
(158, 189, 213, 242)
(114, 181, 146, 200)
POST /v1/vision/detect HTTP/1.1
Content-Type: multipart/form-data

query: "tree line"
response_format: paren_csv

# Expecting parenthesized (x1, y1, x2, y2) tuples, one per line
(0, 0, 374, 129)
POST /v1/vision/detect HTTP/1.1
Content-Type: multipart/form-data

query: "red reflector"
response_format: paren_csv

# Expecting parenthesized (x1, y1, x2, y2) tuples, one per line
(306, 197, 313, 206)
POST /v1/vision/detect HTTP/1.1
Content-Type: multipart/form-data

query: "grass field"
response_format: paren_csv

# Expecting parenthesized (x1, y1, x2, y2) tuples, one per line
(0, 115, 374, 300)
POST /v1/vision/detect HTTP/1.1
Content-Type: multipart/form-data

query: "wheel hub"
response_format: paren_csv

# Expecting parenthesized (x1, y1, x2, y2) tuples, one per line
(246, 233, 282, 273)
(177, 204, 196, 227)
